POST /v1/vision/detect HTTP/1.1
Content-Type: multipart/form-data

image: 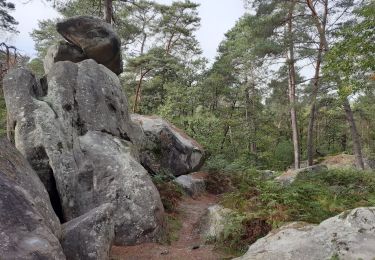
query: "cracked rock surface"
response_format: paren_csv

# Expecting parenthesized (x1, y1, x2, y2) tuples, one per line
(61, 203, 115, 260)
(131, 114, 205, 176)
(56, 16, 123, 75)
(235, 207, 375, 260)
(3, 59, 164, 245)
(0, 138, 65, 259)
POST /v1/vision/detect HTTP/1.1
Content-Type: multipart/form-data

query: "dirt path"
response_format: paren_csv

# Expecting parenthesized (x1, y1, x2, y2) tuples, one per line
(111, 193, 226, 260)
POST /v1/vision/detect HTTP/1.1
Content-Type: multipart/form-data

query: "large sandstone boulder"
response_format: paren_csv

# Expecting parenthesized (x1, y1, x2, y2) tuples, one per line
(56, 16, 123, 75)
(0, 138, 65, 259)
(3, 60, 163, 245)
(235, 207, 375, 260)
(61, 203, 114, 260)
(44, 41, 86, 74)
(131, 114, 205, 176)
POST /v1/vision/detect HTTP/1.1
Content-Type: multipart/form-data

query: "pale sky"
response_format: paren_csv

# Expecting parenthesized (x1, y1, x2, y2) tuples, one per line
(5, 0, 246, 62)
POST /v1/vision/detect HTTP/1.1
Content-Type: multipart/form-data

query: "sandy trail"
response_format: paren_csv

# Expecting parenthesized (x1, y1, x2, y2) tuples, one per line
(110, 193, 227, 260)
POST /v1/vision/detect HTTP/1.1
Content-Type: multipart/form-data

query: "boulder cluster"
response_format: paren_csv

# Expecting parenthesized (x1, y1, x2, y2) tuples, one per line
(1, 16, 205, 259)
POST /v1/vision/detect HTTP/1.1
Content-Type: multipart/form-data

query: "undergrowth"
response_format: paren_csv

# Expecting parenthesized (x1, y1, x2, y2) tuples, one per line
(161, 214, 182, 245)
(152, 174, 184, 244)
(152, 174, 184, 213)
(214, 168, 375, 255)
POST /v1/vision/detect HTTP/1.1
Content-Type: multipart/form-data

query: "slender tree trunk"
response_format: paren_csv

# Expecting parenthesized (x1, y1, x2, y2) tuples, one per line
(133, 69, 151, 113)
(132, 32, 148, 113)
(343, 98, 365, 170)
(287, 0, 300, 169)
(307, 103, 317, 165)
(306, 0, 329, 166)
(104, 0, 113, 24)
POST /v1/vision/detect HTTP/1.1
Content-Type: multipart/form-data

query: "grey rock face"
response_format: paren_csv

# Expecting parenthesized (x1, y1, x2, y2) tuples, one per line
(3, 60, 164, 245)
(56, 16, 123, 75)
(44, 41, 86, 74)
(131, 114, 205, 176)
(175, 174, 205, 197)
(77, 131, 164, 245)
(235, 207, 375, 260)
(0, 138, 65, 259)
(276, 164, 328, 186)
(61, 203, 114, 260)
(199, 205, 232, 241)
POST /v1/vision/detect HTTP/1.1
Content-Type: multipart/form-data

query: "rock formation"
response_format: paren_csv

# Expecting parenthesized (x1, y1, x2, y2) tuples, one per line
(131, 114, 205, 176)
(56, 16, 123, 75)
(0, 138, 65, 259)
(3, 60, 164, 245)
(61, 203, 115, 260)
(235, 207, 375, 260)
(44, 41, 86, 74)
(2, 14, 208, 257)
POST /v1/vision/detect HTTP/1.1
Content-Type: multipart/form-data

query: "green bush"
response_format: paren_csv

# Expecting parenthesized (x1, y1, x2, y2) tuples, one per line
(273, 140, 294, 170)
(217, 168, 375, 254)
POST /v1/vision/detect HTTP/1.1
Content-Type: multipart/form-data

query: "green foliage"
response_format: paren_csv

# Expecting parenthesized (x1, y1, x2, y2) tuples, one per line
(30, 19, 62, 58)
(222, 168, 375, 226)
(27, 58, 45, 77)
(324, 2, 375, 97)
(152, 174, 184, 214)
(273, 140, 294, 170)
(215, 167, 375, 254)
(161, 214, 182, 245)
(0, 0, 18, 33)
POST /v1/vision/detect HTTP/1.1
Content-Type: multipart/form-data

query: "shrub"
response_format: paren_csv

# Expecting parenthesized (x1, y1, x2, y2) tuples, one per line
(217, 168, 375, 254)
(152, 174, 184, 214)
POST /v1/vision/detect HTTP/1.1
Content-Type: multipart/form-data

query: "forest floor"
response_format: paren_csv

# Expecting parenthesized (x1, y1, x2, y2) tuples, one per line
(110, 193, 230, 260)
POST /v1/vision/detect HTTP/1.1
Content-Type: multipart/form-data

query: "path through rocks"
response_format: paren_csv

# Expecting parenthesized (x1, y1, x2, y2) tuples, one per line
(111, 193, 228, 260)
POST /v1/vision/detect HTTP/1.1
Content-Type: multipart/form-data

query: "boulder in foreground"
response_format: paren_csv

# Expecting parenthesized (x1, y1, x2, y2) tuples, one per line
(61, 203, 114, 260)
(235, 207, 375, 260)
(0, 138, 65, 259)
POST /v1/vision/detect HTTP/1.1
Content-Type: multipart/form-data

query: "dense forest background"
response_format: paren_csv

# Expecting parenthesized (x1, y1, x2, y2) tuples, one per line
(1, 0, 374, 171)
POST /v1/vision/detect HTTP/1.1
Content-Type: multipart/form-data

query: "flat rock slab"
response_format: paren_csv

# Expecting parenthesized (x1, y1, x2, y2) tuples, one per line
(61, 203, 114, 260)
(276, 164, 328, 186)
(57, 16, 123, 75)
(0, 139, 65, 259)
(235, 207, 375, 260)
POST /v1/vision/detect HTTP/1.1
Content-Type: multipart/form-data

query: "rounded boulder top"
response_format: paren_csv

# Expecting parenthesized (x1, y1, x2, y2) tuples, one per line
(56, 16, 123, 75)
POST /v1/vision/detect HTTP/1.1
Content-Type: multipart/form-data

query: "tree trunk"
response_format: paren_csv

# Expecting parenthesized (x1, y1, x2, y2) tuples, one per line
(133, 69, 151, 113)
(104, 0, 113, 24)
(287, 0, 300, 169)
(307, 103, 317, 165)
(306, 0, 329, 166)
(343, 98, 365, 170)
